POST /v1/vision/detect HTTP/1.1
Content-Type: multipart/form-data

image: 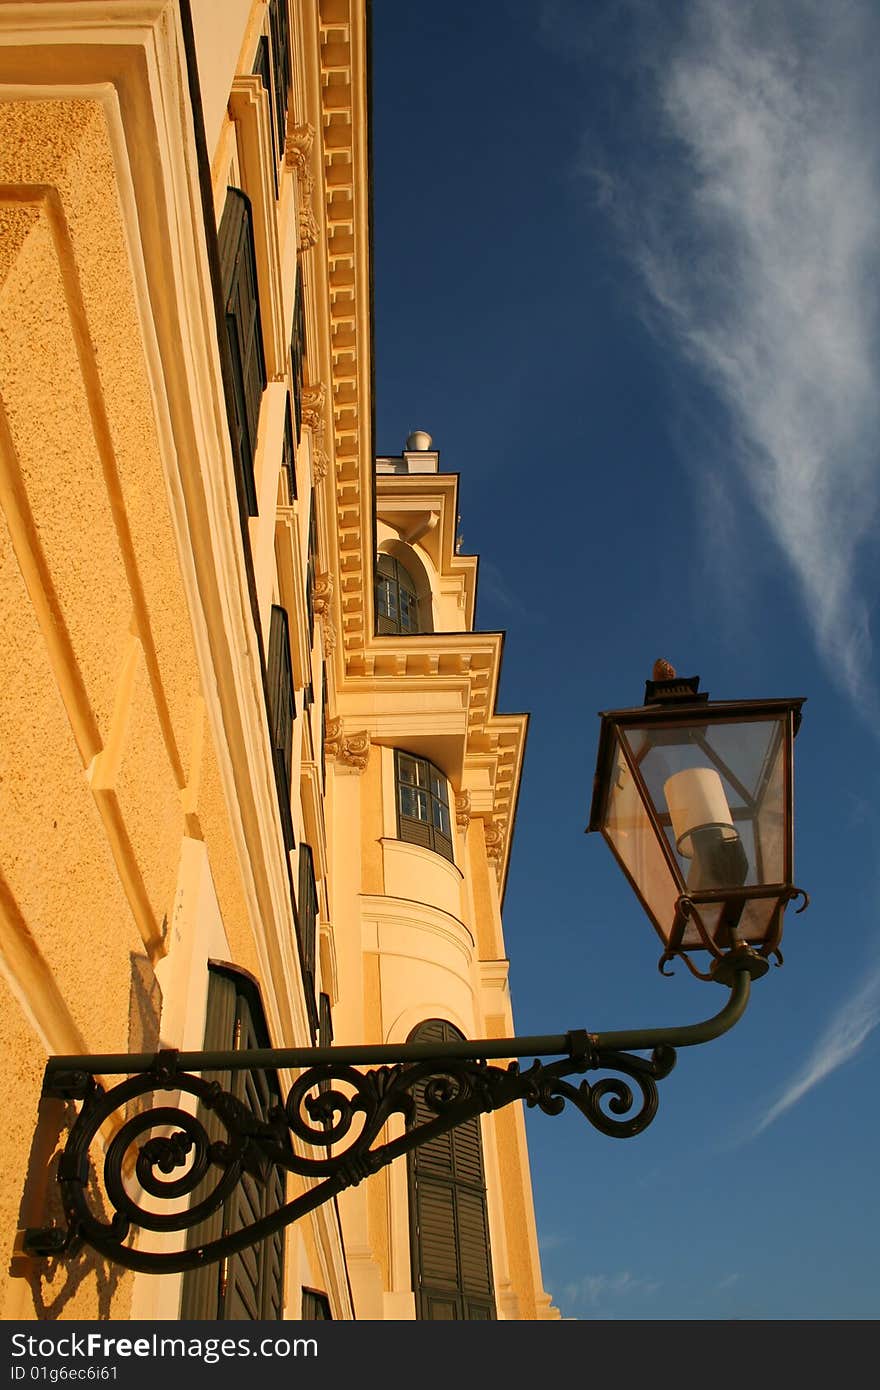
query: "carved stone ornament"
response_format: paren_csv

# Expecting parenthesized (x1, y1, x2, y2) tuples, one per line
(301, 382, 326, 432)
(484, 821, 505, 862)
(340, 730, 371, 773)
(455, 791, 472, 828)
(285, 122, 315, 179)
(312, 444, 329, 482)
(324, 716, 343, 760)
(312, 572, 334, 618)
(323, 716, 368, 772)
(298, 201, 320, 252)
(321, 616, 338, 659)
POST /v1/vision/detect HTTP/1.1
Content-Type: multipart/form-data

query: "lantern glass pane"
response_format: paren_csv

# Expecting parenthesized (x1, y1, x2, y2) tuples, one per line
(620, 716, 788, 894)
(604, 736, 678, 940)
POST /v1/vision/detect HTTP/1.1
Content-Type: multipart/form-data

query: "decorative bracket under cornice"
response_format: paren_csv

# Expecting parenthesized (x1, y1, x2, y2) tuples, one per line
(285, 122, 320, 251)
(324, 717, 370, 772)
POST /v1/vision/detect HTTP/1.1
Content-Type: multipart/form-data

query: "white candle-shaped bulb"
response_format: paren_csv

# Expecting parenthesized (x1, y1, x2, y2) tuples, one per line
(663, 767, 737, 857)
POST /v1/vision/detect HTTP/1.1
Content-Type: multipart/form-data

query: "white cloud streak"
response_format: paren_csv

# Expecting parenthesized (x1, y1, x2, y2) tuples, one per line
(563, 1270, 662, 1309)
(752, 955, 880, 1135)
(577, 0, 880, 713)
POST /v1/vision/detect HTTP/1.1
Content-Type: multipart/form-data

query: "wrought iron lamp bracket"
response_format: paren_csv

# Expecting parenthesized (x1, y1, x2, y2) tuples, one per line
(24, 963, 754, 1274)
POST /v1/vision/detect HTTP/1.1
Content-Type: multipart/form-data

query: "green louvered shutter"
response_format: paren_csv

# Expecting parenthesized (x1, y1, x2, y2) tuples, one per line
(407, 1019, 496, 1320)
(267, 605, 296, 853)
(180, 967, 286, 1320)
(218, 189, 266, 517)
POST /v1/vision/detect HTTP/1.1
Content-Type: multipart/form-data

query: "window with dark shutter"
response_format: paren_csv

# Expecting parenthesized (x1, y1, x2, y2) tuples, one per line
(395, 751, 454, 864)
(290, 265, 306, 441)
(253, 36, 278, 193)
(269, 0, 291, 152)
(301, 1288, 332, 1320)
(180, 966, 286, 1321)
(376, 552, 422, 634)
(407, 1019, 496, 1321)
(297, 843, 319, 1037)
(218, 189, 266, 517)
(267, 605, 296, 853)
(281, 393, 296, 501)
(306, 504, 318, 644)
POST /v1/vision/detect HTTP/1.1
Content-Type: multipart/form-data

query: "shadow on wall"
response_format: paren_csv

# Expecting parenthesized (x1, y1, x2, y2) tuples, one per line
(9, 953, 163, 1317)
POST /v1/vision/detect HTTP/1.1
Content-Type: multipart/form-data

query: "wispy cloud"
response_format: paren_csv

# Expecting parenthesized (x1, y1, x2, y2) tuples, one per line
(478, 558, 539, 622)
(567, 0, 880, 715)
(538, 1231, 572, 1254)
(752, 956, 880, 1136)
(564, 1270, 661, 1310)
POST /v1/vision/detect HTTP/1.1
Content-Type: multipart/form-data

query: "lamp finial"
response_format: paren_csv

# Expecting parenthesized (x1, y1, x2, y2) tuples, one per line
(653, 658, 676, 681)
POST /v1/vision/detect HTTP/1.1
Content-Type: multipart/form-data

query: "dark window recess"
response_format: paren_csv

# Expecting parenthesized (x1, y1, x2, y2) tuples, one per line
(407, 1019, 496, 1321)
(290, 264, 306, 441)
(395, 751, 454, 864)
(181, 966, 287, 1321)
(297, 843, 319, 1037)
(306, 505, 318, 644)
(318, 991, 333, 1049)
(267, 605, 296, 853)
(253, 36, 278, 194)
(269, 0, 291, 154)
(301, 1288, 332, 1320)
(376, 553, 421, 634)
(281, 393, 296, 501)
(320, 662, 328, 788)
(218, 189, 266, 517)
(317, 991, 333, 1104)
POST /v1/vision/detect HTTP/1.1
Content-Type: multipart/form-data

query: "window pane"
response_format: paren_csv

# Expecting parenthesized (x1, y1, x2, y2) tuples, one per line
(377, 577, 395, 619)
(399, 590, 417, 632)
(398, 754, 418, 784)
(433, 799, 451, 835)
(401, 786, 429, 821)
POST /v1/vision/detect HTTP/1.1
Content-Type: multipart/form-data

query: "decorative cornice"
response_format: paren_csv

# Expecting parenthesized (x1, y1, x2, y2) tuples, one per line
(455, 791, 471, 828)
(325, 716, 369, 773)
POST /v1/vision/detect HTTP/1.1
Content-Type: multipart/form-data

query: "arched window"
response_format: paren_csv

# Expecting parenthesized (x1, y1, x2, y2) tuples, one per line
(407, 1019, 496, 1320)
(376, 552, 421, 634)
(180, 964, 286, 1321)
(395, 751, 454, 863)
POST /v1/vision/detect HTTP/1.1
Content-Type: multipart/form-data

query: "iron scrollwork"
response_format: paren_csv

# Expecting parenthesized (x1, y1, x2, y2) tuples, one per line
(25, 1039, 677, 1273)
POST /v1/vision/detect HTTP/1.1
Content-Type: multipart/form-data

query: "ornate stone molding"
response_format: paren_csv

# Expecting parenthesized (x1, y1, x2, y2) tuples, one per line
(321, 616, 337, 660)
(312, 442, 329, 482)
(284, 122, 314, 177)
(484, 821, 505, 862)
(298, 202, 320, 252)
(301, 382, 326, 432)
(455, 791, 471, 829)
(312, 571, 334, 618)
(324, 717, 369, 773)
(284, 124, 321, 251)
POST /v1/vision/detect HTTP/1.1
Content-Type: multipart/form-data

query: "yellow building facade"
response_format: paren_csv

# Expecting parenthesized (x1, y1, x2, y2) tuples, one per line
(0, 0, 557, 1321)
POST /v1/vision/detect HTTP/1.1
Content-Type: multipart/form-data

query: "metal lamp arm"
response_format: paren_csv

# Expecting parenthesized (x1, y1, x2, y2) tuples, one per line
(25, 967, 753, 1273)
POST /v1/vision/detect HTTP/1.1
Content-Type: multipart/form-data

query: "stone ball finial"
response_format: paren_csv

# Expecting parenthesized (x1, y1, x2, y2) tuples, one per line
(406, 430, 432, 451)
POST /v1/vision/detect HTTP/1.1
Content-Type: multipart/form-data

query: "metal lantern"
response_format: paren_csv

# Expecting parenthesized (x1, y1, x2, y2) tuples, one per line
(588, 666, 807, 981)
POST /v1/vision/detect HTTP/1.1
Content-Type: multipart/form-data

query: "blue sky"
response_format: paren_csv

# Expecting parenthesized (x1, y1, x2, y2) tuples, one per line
(370, 0, 880, 1320)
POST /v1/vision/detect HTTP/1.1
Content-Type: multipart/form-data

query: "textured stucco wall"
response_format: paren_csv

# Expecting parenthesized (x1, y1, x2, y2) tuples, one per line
(0, 95, 266, 1318)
